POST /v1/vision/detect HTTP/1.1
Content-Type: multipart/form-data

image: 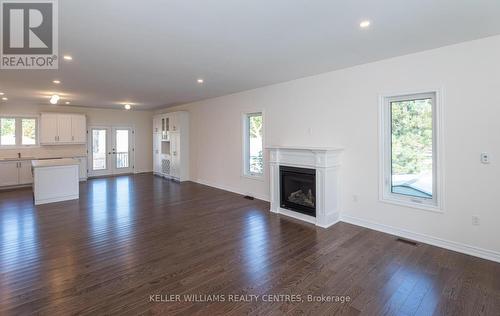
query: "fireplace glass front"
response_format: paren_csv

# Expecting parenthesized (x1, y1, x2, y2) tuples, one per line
(280, 166, 316, 217)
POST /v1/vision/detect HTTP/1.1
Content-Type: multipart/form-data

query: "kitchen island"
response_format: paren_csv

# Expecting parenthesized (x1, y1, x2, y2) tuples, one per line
(32, 158, 80, 205)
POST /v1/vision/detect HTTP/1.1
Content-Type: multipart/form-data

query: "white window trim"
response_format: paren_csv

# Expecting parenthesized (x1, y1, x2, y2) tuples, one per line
(0, 114, 40, 148)
(378, 89, 444, 213)
(241, 110, 265, 181)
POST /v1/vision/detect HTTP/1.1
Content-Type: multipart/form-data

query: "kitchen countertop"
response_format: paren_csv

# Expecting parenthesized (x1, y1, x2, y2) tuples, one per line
(0, 156, 86, 162)
(32, 158, 80, 168)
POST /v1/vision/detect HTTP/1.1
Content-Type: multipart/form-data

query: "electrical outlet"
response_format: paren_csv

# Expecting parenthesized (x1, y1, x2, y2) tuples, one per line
(480, 152, 490, 164)
(472, 216, 480, 226)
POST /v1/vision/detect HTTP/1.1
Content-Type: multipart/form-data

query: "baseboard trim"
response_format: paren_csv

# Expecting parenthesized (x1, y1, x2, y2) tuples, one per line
(341, 214, 500, 263)
(194, 179, 270, 202)
(188, 179, 500, 263)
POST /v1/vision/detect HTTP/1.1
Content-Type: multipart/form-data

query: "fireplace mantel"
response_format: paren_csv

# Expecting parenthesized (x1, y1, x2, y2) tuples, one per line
(268, 146, 343, 228)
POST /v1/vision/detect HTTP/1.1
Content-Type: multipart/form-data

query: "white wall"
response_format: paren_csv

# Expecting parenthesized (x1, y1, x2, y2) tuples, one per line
(0, 104, 153, 173)
(158, 35, 500, 259)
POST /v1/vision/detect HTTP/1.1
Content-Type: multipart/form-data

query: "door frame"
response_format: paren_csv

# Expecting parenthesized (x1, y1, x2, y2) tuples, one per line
(87, 125, 135, 177)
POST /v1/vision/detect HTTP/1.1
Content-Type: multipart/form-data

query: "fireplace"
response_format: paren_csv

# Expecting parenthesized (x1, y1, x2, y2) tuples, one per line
(280, 166, 316, 217)
(269, 146, 342, 227)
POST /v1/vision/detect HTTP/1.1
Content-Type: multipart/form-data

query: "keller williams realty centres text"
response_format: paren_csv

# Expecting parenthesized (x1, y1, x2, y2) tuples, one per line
(149, 294, 352, 304)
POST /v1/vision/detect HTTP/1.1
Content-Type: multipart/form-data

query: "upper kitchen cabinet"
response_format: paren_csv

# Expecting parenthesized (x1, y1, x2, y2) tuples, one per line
(40, 113, 87, 145)
(71, 115, 87, 143)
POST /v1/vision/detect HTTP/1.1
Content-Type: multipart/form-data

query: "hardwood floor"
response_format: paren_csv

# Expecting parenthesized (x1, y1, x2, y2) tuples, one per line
(0, 174, 499, 315)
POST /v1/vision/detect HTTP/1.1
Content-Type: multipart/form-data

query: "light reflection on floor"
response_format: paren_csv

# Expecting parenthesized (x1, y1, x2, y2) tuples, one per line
(86, 177, 137, 267)
(88, 179, 109, 243)
(115, 176, 132, 238)
(0, 208, 39, 271)
(242, 210, 269, 281)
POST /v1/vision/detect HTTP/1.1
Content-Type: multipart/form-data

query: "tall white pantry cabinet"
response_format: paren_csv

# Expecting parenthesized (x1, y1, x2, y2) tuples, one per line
(153, 111, 189, 182)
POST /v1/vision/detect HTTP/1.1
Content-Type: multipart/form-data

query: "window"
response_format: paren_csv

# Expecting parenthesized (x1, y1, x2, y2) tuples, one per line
(22, 118, 37, 145)
(243, 112, 264, 177)
(0, 118, 16, 145)
(0, 116, 38, 147)
(380, 92, 441, 210)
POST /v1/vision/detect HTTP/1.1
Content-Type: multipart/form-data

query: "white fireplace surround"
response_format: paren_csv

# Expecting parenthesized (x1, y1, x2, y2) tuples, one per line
(268, 146, 343, 228)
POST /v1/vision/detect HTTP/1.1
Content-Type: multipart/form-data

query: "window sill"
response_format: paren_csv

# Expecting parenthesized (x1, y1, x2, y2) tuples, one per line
(241, 173, 265, 182)
(380, 196, 443, 214)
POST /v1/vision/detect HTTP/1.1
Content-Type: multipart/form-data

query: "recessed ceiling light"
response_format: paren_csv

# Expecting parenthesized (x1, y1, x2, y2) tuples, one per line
(124, 104, 131, 110)
(53, 80, 61, 84)
(0, 92, 4, 95)
(65, 101, 71, 105)
(1, 97, 7, 101)
(360, 20, 371, 28)
(63, 55, 73, 61)
(197, 78, 204, 84)
(50, 95, 60, 105)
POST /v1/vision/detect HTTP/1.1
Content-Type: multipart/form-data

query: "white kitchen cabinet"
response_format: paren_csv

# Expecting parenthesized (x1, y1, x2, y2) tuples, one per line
(0, 161, 20, 186)
(0, 160, 33, 187)
(153, 132, 161, 174)
(153, 116, 161, 134)
(170, 132, 180, 179)
(40, 113, 87, 145)
(152, 111, 189, 181)
(170, 113, 179, 132)
(71, 115, 87, 143)
(40, 113, 59, 144)
(57, 114, 73, 142)
(19, 161, 34, 184)
(74, 157, 87, 181)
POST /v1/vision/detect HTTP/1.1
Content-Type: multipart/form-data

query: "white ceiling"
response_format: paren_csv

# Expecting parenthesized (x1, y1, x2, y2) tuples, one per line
(1, 0, 500, 110)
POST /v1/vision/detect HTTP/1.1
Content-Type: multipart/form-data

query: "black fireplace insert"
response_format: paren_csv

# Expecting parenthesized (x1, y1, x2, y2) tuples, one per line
(280, 166, 316, 217)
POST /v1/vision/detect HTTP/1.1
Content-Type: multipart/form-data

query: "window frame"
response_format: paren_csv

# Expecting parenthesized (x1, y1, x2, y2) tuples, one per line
(242, 111, 265, 180)
(0, 115, 40, 148)
(379, 90, 444, 212)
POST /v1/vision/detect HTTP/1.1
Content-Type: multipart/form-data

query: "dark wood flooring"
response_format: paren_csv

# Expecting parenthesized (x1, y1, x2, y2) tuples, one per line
(0, 174, 499, 315)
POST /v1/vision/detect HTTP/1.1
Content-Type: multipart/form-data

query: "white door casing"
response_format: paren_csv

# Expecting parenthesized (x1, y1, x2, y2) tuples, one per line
(88, 126, 134, 177)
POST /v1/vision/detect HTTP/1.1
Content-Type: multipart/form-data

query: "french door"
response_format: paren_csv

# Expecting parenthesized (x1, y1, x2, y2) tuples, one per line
(88, 126, 134, 177)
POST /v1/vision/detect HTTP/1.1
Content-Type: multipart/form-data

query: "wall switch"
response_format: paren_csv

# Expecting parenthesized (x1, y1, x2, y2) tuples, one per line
(480, 152, 490, 164)
(352, 195, 359, 202)
(472, 216, 480, 226)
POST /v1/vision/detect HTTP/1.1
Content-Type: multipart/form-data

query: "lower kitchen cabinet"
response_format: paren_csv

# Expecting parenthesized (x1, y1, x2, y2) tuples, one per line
(0, 160, 33, 187)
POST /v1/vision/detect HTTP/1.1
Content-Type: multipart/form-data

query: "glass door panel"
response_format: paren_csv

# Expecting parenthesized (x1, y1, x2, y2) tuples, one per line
(112, 127, 134, 174)
(89, 128, 111, 176)
(115, 129, 129, 169)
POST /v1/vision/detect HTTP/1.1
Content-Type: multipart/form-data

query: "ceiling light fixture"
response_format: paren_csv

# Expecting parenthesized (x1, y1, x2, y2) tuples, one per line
(1, 97, 7, 101)
(65, 101, 71, 105)
(63, 55, 73, 61)
(360, 20, 371, 28)
(0, 92, 4, 95)
(124, 104, 131, 110)
(50, 95, 60, 105)
(197, 78, 204, 84)
(53, 80, 61, 84)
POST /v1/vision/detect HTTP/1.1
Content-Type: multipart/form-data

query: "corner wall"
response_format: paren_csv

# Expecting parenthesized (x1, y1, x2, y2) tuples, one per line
(158, 35, 500, 261)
